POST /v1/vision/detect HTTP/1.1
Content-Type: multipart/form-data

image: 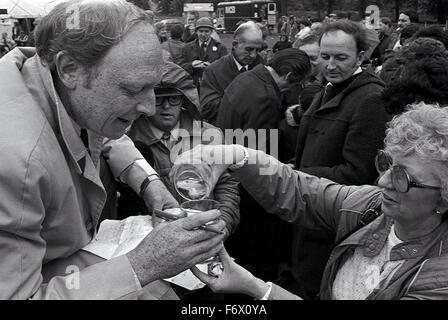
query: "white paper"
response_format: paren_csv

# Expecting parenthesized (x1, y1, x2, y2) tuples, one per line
(82, 215, 207, 290)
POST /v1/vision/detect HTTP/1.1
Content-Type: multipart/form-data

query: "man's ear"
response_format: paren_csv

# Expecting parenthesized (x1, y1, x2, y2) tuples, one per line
(231, 39, 238, 48)
(284, 71, 295, 83)
(357, 50, 366, 66)
(54, 51, 82, 89)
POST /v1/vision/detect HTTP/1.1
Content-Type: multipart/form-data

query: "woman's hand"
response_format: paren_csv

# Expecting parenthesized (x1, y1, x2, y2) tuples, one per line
(173, 145, 244, 190)
(190, 247, 270, 299)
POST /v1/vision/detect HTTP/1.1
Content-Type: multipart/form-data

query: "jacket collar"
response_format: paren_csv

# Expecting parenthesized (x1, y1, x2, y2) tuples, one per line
(231, 53, 247, 71)
(251, 64, 282, 99)
(316, 70, 384, 112)
(336, 214, 448, 260)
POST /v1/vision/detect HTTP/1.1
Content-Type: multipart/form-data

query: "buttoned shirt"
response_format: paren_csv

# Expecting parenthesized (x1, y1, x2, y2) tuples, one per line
(232, 55, 247, 73)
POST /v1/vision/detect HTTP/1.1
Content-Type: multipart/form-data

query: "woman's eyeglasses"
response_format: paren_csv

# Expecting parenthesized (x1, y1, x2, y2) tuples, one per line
(156, 95, 183, 107)
(375, 150, 441, 193)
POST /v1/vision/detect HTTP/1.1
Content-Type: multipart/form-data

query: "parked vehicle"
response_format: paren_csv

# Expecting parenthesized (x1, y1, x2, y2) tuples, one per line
(216, 0, 277, 32)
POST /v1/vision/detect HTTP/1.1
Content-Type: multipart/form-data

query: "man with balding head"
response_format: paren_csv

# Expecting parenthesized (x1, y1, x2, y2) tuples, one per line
(199, 21, 265, 125)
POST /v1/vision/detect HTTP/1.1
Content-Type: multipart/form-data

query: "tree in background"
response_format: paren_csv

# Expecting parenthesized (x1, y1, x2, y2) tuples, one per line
(420, 0, 448, 23)
(136, 0, 447, 23)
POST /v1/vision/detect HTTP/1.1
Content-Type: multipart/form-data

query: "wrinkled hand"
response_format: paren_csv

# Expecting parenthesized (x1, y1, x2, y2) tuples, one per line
(142, 179, 179, 214)
(127, 209, 226, 286)
(191, 247, 269, 299)
(173, 145, 239, 191)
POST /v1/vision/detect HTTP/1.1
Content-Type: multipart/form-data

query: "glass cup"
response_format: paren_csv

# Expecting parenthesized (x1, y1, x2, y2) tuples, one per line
(180, 199, 224, 276)
(180, 199, 220, 216)
(171, 163, 212, 201)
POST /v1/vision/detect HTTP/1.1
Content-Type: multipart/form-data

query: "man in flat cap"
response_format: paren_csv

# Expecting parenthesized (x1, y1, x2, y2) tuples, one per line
(179, 17, 227, 90)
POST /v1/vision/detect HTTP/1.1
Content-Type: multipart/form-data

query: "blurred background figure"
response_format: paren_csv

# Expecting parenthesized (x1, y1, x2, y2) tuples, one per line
(272, 33, 291, 53)
(182, 10, 199, 43)
(371, 17, 398, 64)
(162, 24, 185, 65)
(155, 21, 168, 43)
(1, 32, 15, 58)
(281, 15, 299, 43)
(295, 19, 312, 41)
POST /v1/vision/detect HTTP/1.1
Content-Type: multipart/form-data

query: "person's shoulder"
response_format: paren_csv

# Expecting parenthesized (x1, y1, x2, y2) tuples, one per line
(0, 101, 56, 169)
(183, 40, 198, 49)
(351, 71, 385, 90)
(210, 39, 227, 51)
(161, 41, 169, 49)
(207, 54, 231, 70)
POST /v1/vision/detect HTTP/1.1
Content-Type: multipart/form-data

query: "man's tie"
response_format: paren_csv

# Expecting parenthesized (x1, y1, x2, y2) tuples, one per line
(239, 67, 247, 74)
(200, 42, 207, 60)
(80, 128, 89, 152)
(321, 83, 333, 105)
(161, 132, 172, 149)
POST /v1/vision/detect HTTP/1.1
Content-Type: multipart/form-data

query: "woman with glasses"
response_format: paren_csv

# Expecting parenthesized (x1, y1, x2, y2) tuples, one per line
(174, 102, 448, 300)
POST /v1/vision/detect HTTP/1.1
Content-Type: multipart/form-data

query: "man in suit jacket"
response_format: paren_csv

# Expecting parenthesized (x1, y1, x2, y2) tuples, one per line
(199, 21, 265, 125)
(179, 17, 227, 90)
(216, 49, 311, 283)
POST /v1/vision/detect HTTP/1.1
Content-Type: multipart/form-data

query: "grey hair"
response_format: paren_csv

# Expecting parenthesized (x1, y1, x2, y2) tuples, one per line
(35, 0, 154, 71)
(234, 20, 263, 42)
(384, 102, 448, 203)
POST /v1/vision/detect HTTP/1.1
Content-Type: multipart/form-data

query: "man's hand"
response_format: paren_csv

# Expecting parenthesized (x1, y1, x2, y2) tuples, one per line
(126, 210, 226, 286)
(192, 60, 205, 68)
(192, 60, 210, 69)
(142, 179, 179, 213)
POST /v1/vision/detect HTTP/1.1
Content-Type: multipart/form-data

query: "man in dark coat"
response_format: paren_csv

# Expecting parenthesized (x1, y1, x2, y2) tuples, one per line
(217, 48, 311, 283)
(289, 20, 391, 300)
(199, 21, 265, 125)
(371, 17, 398, 64)
(179, 17, 227, 90)
(217, 48, 310, 151)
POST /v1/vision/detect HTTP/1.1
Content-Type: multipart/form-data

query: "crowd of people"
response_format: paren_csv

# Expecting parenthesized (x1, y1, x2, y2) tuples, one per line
(0, 0, 448, 300)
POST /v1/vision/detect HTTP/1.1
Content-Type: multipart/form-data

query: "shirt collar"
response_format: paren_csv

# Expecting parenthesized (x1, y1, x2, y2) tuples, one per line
(148, 121, 180, 144)
(232, 54, 247, 71)
(353, 66, 362, 76)
(200, 38, 211, 47)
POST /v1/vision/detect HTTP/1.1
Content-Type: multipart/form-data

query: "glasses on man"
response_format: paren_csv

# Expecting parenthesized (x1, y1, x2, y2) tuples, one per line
(155, 95, 183, 107)
(375, 150, 441, 193)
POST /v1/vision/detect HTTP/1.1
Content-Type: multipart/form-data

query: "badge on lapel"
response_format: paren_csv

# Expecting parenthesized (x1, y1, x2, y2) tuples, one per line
(212, 46, 217, 52)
